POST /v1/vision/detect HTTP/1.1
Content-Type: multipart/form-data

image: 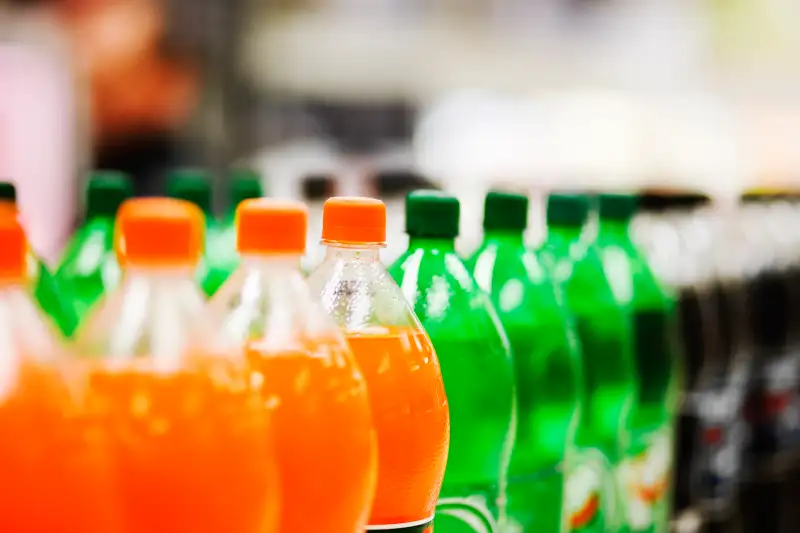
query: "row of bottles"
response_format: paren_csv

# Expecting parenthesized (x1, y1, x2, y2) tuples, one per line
(637, 193, 800, 533)
(0, 179, 679, 532)
(11, 168, 263, 338)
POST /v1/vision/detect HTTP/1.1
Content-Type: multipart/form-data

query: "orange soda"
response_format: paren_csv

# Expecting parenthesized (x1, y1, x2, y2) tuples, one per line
(75, 198, 279, 533)
(307, 197, 450, 532)
(210, 198, 377, 532)
(0, 207, 119, 533)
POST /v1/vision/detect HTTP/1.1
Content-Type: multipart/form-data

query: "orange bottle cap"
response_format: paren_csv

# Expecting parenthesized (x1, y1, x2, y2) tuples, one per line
(236, 198, 307, 255)
(0, 207, 26, 280)
(321, 197, 386, 245)
(116, 198, 204, 266)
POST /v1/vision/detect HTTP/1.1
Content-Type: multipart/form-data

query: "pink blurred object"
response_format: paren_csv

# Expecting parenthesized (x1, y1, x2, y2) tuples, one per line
(0, 43, 77, 265)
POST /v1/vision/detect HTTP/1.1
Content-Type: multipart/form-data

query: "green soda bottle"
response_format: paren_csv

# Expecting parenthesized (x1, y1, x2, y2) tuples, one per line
(595, 193, 680, 533)
(388, 190, 515, 532)
(538, 193, 636, 533)
(166, 168, 225, 296)
(54, 171, 131, 329)
(467, 191, 582, 533)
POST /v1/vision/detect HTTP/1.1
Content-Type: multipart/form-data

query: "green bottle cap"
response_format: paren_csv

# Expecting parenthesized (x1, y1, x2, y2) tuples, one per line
(598, 193, 638, 221)
(546, 193, 589, 227)
(0, 182, 17, 203)
(166, 168, 213, 213)
(86, 171, 133, 219)
(484, 191, 528, 231)
(405, 189, 460, 238)
(229, 168, 263, 208)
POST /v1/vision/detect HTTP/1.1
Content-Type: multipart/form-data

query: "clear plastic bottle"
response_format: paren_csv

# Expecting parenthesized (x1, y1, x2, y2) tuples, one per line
(0, 207, 118, 533)
(307, 197, 450, 533)
(210, 198, 377, 533)
(74, 197, 279, 533)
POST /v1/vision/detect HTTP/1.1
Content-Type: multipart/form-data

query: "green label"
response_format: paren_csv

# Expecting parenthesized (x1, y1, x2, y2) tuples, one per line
(616, 431, 672, 533)
(565, 449, 614, 532)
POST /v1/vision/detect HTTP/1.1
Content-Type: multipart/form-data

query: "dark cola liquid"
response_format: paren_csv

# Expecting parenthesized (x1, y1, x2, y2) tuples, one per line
(693, 281, 750, 518)
(673, 286, 714, 514)
(743, 267, 795, 464)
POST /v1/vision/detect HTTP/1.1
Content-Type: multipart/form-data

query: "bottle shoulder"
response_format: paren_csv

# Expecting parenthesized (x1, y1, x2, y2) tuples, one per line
(74, 276, 224, 369)
(390, 247, 509, 347)
(471, 243, 565, 322)
(0, 289, 64, 365)
(210, 266, 347, 352)
(308, 254, 421, 333)
(596, 240, 672, 309)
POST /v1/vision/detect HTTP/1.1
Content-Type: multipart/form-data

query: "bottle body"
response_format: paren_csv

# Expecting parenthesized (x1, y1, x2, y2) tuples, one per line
(468, 234, 581, 533)
(597, 222, 681, 533)
(0, 287, 119, 533)
(540, 233, 636, 533)
(76, 269, 280, 533)
(308, 245, 450, 532)
(391, 239, 515, 532)
(212, 258, 377, 533)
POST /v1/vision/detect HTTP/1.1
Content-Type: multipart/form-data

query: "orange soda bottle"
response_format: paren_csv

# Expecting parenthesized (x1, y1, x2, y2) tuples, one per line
(307, 197, 451, 532)
(0, 206, 119, 533)
(74, 198, 280, 533)
(210, 198, 378, 532)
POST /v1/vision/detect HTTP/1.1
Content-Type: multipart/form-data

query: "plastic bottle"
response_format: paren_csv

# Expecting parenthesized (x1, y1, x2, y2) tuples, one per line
(595, 193, 681, 533)
(307, 197, 450, 533)
(388, 190, 515, 532)
(0, 207, 120, 533)
(165, 168, 226, 296)
(467, 191, 582, 533)
(632, 193, 710, 521)
(538, 193, 636, 533)
(0, 182, 78, 337)
(55, 170, 131, 323)
(74, 197, 279, 533)
(210, 198, 377, 532)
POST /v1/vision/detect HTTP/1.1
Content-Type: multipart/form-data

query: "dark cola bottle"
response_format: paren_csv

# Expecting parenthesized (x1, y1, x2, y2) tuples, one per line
(738, 195, 800, 533)
(779, 193, 800, 533)
(687, 202, 753, 533)
(634, 192, 720, 525)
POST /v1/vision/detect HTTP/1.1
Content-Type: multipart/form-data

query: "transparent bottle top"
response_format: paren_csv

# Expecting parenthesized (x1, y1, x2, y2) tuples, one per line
(211, 256, 348, 350)
(75, 266, 226, 372)
(0, 285, 62, 370)
(306, 243, 423, 333)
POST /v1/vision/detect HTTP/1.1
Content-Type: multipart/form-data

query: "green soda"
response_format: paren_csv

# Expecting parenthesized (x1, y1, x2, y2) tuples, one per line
(166, 168, 225, 296)
(54, 171, 131, 330)
(595, 193, 680, 533)
(389, 190, 515, 532)
(467, 191, 582, 533)
(538, 193, 636, 533)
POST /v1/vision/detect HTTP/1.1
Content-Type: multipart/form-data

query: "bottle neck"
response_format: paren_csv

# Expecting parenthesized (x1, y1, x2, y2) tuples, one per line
(239, 253, 303, 273)
(323, 243, 383, 262)
(597, 218, 632, 243)
(85, 212, 116, 225)
(124, 264, 197, 281)
(483, 230, 524, 247)
(546, 223, 584, 244)
(407, 236, 456, 251)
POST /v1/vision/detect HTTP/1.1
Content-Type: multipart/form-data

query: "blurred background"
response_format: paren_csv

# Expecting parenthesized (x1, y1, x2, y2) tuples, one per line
(4, 3, 800, 531)
(4, 0, 800, 264)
